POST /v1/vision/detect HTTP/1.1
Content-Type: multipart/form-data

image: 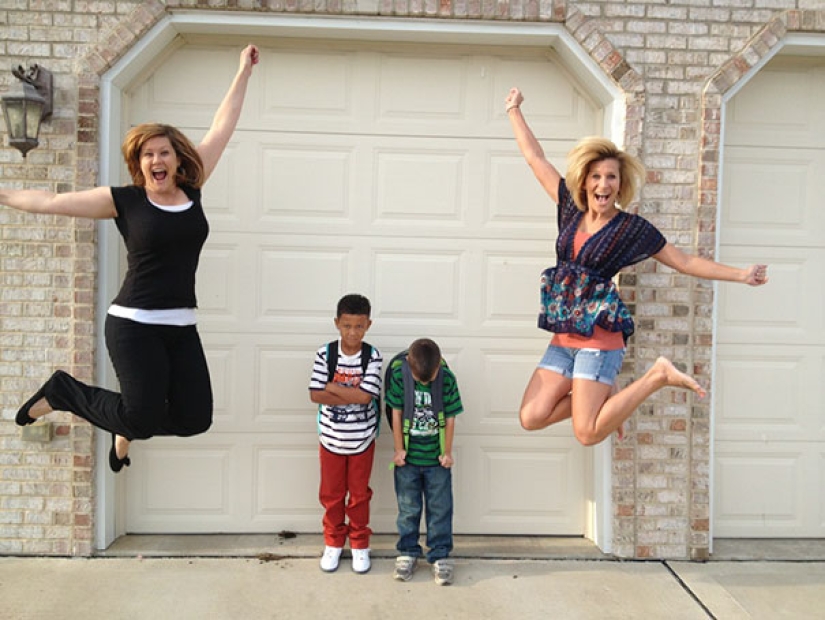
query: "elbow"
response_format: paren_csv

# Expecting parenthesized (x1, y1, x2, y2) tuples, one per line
(524, 153, 544, 169)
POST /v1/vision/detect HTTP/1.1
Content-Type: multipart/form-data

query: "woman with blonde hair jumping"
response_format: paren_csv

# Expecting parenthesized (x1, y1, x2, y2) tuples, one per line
(505, 87, 769, 446)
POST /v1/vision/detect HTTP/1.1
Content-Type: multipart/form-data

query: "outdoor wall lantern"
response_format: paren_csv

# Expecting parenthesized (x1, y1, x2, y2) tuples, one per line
(1, 64, 53, 158)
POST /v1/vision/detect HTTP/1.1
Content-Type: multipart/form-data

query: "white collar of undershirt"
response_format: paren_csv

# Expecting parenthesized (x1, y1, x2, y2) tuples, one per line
(148, 196, 194, 212)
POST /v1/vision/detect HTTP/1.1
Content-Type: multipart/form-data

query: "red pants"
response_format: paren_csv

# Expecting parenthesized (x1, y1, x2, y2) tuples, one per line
(319, 442, 375, 549)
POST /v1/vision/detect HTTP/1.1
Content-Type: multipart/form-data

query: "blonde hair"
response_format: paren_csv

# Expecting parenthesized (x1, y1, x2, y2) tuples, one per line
(565, 136, 645, 212)
(121, 123, 205, 188)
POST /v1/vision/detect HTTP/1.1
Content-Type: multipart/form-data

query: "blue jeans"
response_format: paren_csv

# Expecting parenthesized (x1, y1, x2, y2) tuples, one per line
(537, 344, 625, 386)
(394, 463, 453, 563)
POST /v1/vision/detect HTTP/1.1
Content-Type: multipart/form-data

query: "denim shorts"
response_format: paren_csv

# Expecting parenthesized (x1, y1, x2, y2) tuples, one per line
(537, 344, 625, 386)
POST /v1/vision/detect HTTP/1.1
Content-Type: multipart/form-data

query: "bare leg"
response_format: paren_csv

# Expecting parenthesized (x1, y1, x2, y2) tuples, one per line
(571, 357, 705, 446)
(32, 400, 131, 462)
(609, 382, 625, 440)
(518, 368, 573, 431)
(114, 435, 131, 460)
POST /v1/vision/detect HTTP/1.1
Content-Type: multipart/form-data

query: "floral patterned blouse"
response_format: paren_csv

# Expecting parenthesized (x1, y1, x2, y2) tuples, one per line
(538, 179, 667, 342)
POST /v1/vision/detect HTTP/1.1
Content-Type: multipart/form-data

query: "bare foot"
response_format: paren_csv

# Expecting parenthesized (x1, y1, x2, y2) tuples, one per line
(114, 435, 131, 460)
(652, 357, 706, 398)
(29, 397, 54, 420)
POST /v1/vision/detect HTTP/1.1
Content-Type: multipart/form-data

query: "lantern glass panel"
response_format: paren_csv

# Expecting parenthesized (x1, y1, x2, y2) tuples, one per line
(25, 100, 44, 139)
(2, 98, 25, 139)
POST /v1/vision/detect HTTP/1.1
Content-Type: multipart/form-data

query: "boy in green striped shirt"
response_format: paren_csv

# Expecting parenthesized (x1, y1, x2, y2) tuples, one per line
(385, 338, 463, 586)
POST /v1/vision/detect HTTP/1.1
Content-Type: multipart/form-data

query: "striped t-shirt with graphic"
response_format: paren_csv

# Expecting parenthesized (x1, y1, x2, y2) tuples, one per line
(309, 341, 383, 455)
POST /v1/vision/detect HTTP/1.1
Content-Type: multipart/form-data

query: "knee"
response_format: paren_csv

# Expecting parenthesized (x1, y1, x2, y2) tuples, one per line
(519, 417, 539, 432)
(572, 426, 603, 447)
(349, 488, 373, 504)
(178, 414, 212, 437)
(518, 407, 543, 431)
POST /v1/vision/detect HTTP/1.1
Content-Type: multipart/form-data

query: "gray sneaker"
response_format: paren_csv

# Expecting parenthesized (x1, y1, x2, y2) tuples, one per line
(393, 555, 418, 582)
(433, 558, 454, 586)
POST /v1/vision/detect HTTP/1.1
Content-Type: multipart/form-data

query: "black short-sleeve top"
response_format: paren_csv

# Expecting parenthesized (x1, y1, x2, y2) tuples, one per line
(110, 185, 209, 309)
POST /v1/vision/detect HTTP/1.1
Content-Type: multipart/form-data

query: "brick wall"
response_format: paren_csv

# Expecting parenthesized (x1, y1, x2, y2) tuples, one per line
(1, 0, 822, 558)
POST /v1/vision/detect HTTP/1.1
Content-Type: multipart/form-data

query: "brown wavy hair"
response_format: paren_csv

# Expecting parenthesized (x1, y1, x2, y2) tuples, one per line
(565, 136, 645, 213)
(121, 123, 205, 188)
(408, 338, 442, 383)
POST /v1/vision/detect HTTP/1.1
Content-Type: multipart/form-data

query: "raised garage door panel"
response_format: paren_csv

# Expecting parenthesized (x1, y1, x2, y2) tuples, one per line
(719, 146, 825, 251)
(723, 57, 825, 150)
(715, 55, 825, 537)
(122, 39, 601, 534)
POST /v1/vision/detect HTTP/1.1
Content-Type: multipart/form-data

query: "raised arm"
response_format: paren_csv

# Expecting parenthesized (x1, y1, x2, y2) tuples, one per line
(653, 242, 769, 286)
(505, 87, 562, 203)
(197, 44, 260, 182)
(0, 186, 116, 219)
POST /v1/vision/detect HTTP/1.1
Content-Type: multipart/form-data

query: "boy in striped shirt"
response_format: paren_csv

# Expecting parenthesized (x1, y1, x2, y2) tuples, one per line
(309, 294, 382, 574)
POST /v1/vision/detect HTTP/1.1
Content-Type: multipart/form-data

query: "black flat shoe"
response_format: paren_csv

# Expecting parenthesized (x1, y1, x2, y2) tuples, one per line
(15, 370, 61, 426)
(109, 433, 131, 473)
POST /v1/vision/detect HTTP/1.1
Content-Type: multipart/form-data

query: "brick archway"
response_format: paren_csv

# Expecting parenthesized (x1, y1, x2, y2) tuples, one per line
(700, 10, 825, 245)
(71, 1, 643, 556)
(698, 9, 825, 554)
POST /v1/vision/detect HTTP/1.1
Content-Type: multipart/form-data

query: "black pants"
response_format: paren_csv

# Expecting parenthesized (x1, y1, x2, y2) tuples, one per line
(42, 314, 213, 441)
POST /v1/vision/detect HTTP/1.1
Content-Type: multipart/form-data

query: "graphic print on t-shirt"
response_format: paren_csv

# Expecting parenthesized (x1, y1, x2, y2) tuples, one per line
(329, 368, 366, 422)
(410, 389, 439, 437)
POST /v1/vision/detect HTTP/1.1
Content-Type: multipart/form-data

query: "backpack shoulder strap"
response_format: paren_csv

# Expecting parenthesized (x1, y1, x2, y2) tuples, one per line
(326, 340, 338, 384)
(360, 341, 380, 435)
(432, 363, 446, 456)
(360, 341, 372, 375)
(384, 350, 406, 430)
(400, 357, 416, 450)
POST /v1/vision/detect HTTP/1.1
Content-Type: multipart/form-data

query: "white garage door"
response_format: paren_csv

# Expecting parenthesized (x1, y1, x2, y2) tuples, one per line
(120, 37, 602, 535)
(715, 55, 825, 537)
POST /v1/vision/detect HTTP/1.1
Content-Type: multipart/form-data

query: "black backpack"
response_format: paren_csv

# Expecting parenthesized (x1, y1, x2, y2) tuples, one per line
(383, 350, 447, 454)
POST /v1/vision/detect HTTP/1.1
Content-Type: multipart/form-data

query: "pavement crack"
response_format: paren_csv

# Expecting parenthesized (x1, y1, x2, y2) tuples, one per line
(663, 561, 717, 619)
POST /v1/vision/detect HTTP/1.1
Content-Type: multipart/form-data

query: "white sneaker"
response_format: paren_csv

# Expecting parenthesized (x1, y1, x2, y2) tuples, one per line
(351, 548, 371, 574)
(433, 558, 454, 586)
(320, 546, 343, 572)
(393, 555, 418, 581)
